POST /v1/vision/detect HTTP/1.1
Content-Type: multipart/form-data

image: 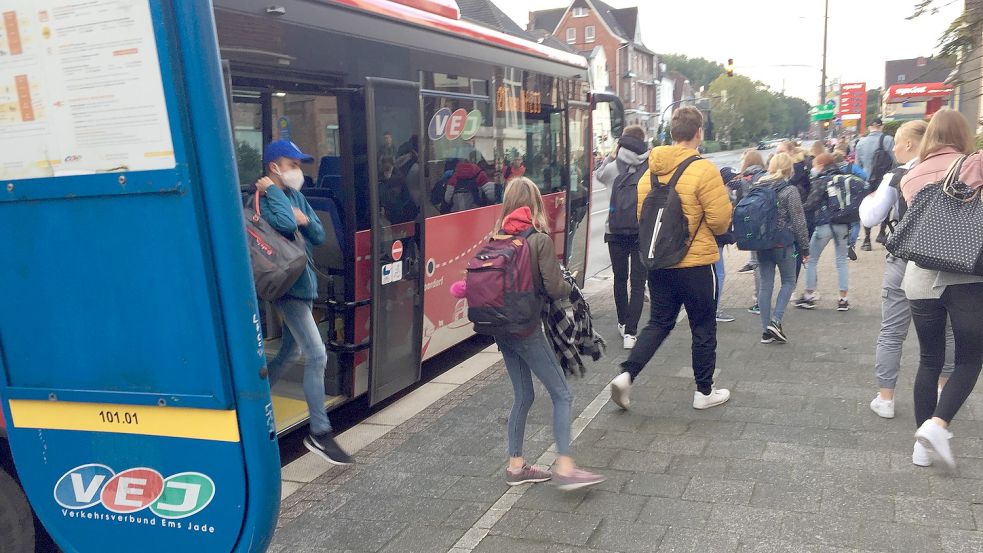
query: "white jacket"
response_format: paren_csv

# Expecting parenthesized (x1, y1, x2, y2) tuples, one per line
(859, 159, 916, 228)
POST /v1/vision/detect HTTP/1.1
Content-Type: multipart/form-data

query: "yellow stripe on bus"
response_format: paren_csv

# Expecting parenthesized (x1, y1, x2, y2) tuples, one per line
(7, 400, 241, 442)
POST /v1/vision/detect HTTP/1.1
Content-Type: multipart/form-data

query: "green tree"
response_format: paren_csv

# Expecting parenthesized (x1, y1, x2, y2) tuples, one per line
(910, 1, 982, 58)
(867, 88, 883, 121)
(660, 54, 725, 90)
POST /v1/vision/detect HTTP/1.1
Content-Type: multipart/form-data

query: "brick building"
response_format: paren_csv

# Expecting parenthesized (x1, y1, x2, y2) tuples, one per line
(529, 1, 660, 137)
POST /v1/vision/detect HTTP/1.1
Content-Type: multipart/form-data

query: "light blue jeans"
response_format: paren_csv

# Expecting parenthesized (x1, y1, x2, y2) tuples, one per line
(268, 298, 332, 435)
(757, 247, 798, 331)
(715, 246, 726, 305)
(806, 224, 850, 292)
(497, 329, 573, 457)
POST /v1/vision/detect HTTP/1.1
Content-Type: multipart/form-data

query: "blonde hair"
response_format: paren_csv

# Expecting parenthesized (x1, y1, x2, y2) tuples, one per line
(919, 108, 974, 159)
(762, 152, 794, 181)
(497, 177, 550, 233)
(740, 150, 765, 173)
(895, 120, 928, 145)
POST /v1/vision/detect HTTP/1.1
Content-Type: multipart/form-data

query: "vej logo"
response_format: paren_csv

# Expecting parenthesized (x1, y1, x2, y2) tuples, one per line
(54, 464, 215, 520)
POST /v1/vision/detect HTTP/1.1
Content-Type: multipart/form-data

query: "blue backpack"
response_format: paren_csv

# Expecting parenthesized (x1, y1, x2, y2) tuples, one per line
(733, 182, 794, 251)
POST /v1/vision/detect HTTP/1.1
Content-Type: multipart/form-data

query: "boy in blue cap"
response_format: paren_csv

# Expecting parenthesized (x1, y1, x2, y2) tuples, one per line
(255, 139, 352, 465)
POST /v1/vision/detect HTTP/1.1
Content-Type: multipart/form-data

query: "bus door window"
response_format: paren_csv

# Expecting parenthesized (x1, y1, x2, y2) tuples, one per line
(563, 78, 594, 285)
(421, 79, 495, 215)
(231, 88, 266, 188)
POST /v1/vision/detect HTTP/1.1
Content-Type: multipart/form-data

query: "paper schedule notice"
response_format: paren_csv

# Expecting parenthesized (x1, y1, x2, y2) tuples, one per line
(0, 0, 176, 180)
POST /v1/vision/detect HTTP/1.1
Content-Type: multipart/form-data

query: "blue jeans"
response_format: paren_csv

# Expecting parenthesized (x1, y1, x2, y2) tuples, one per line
(715, 246, 726, 306)
(806, 224, 850, 292)
(757, 247, 798, 331)
(267, 298, 332, 435)
(497, 329, 573, 457)
(849, 223, 861, 248)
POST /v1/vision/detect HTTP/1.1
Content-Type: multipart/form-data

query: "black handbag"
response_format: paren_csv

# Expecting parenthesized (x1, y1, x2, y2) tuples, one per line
(243, 191, 309, 301)
(886, 155, 983, 276)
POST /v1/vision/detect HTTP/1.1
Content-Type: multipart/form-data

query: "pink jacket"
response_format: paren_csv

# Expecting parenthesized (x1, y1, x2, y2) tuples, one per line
(900, 147, 963, 204)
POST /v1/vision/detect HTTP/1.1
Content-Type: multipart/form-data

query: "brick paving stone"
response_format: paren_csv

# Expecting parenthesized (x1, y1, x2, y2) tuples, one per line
(896, 498, 977, 530)
(587, 519, 668, 552)
(681, 476, 753, 505)
(636, 497, 712, 529)
(656, 527, 740, 553)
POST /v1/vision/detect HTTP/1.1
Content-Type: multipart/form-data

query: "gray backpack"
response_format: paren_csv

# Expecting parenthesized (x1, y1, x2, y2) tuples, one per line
(243, 191, 309, 301)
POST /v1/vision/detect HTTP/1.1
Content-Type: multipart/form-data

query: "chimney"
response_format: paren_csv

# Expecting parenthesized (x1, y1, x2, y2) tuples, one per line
(527, 11, 536, 31)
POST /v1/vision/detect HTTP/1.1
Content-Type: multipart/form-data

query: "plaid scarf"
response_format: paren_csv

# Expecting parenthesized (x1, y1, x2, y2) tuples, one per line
(542, 268, 606, 378)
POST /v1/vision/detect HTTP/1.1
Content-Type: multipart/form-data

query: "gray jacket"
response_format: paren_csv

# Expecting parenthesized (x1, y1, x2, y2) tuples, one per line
(855, 131, 895, 175)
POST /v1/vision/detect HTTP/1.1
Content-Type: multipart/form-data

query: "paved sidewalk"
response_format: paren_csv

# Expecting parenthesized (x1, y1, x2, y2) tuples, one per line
(271, 245, 983, 553)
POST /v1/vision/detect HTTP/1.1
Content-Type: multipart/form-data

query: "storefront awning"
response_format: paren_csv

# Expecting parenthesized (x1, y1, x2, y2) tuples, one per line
(884, 82, 953, 104)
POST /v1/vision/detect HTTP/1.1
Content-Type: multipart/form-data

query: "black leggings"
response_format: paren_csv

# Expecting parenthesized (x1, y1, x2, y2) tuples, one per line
(910, 282, 983, 426)
(607, 236, 646, 335)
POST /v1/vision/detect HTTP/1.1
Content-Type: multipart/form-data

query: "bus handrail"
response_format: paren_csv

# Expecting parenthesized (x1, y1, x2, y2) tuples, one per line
(325, 298, 372, 353)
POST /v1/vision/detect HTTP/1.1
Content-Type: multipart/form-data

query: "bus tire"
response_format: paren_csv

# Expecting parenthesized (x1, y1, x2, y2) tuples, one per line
(0, 465, 34, 553)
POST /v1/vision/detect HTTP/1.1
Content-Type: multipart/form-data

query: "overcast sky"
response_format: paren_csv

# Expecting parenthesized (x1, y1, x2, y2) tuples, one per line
(493, 0, 963, 104)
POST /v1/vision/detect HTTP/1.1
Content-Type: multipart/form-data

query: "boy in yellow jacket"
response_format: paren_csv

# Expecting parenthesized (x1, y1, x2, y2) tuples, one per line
(609, 107, 734, 411)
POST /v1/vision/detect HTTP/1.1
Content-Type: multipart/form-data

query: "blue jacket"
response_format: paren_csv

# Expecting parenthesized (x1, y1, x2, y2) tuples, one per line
(259, 186, 325, 300)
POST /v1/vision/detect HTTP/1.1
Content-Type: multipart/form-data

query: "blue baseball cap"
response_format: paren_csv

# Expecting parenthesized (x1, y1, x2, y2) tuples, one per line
(263, 140, 314, 164)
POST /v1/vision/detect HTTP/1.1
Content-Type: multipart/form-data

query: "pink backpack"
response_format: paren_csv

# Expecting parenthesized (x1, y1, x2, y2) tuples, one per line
(465, 229, 540, 337)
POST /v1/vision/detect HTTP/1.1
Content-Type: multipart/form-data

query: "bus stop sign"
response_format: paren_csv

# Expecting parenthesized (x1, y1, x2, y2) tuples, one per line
(0, 2, 279, 551)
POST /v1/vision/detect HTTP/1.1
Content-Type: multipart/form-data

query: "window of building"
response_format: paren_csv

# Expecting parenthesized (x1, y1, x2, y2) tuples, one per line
(566, 27, 576, 43)
(572, 7, 588, 17)
(897, 74, 907, 82)
(585, 25, 595, 42)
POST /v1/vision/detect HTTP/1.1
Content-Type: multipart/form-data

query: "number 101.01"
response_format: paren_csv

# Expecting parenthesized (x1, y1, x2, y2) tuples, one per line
(98, 410, 139, 425)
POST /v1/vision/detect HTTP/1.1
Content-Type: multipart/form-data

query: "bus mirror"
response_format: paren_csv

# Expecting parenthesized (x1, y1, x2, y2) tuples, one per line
(590, 92, 625, 139)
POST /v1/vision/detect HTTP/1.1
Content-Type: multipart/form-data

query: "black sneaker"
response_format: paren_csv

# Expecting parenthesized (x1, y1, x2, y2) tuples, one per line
(760, 332, 775, 344)
(875, 231, 887, 245)
(737, 264, 756, 275)
(861, 240, 872, 252)
(747, 303, 760, 315)
(837, 299, 850, 312)
(796, 297, 816, 310)
(304, 432, 353, 465)
(767, 321, 788, 343)
(848, 246, 858, 261)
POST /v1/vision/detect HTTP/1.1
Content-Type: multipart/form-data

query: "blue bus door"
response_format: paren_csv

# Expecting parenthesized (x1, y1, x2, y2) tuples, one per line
(365, 78, 426, 405)
(0, 2, 279, 551)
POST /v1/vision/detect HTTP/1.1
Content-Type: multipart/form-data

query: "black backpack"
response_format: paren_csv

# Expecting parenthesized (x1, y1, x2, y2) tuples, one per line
(431, 176, 451, 213)
(638, 155, 701, 270)
(868, 134, 895, 185)
(886, 167, 910, 231)
(607, 160, 647, 234)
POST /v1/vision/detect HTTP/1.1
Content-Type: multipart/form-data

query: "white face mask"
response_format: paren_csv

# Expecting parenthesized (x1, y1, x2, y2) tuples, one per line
(276, 166, 305, 191)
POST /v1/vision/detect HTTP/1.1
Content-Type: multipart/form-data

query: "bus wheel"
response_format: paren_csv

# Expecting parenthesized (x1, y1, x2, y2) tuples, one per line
(0, 465, 35, 552)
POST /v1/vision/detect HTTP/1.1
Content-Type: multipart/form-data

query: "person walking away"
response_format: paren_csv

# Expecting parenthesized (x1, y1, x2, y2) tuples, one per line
(609, 107, 733, 410)
(859, 120, 954, 442)
(738, 153, 810, 344)
(255, 140, 353, 465)
(595, 126, 651, 348)
(799, 153, 860, 311)
(734, 151, 768, 278)
(856, 117, 897, 251)
(714, 166, 739, 324)
(899, 109, 982, 471)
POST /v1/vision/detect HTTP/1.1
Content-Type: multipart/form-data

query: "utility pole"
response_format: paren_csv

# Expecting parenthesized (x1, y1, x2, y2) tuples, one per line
(818, 0, 829, 140)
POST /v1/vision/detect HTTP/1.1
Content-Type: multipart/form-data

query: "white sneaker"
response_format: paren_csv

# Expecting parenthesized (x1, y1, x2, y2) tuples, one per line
(618, 324, 626, 337)
(610, 372, 632, 410)
(623, 334, 637, 350)
(915, 419, 956, 472)
(912, 441, 933, 467)
(869, 394, 895, 419)
(693, 388, 731, 410)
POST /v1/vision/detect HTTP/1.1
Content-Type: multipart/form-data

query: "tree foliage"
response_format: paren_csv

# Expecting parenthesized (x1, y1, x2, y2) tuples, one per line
(867, 88, 883, 121)
(909, 0, 983, 58)
(705, 75, 811, 145)
(660, 54, 724, 90)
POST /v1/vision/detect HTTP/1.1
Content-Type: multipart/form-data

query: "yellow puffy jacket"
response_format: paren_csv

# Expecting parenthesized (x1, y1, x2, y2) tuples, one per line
(636, 145, 733, 268)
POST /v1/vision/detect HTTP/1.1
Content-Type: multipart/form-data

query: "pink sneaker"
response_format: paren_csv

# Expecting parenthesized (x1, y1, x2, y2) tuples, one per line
(553, 468, 606, 491)
(505, 464, 552, 486)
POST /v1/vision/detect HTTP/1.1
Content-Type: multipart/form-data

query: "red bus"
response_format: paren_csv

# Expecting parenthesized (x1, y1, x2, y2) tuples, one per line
(215, 0, 623, 432)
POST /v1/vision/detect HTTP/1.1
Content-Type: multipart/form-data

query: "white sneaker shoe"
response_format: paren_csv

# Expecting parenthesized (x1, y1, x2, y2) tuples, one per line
(623, 334, 637, 349)
(915, 419, 956, 472)
(693, 388, 731, 410)
(869, 394, 895, 419)
(610, 372, 632, 410)
(912, 441, 933, 467)
(618, 324, 626, 337)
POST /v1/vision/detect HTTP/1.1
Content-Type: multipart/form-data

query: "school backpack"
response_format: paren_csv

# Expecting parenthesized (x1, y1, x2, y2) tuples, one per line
(430, 175, 451, 213)
(607, 160, 647, 234)
(465, 229, 541, 337)
(826, 173, 867, 224)
(638, 155, 701, 270)
(733, 182, 795, 251)
(868, 134, 895, 186)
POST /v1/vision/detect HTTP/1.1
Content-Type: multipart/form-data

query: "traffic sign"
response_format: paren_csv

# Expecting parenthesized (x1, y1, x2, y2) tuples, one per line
(810, 104, 836, 121)
(392, 240, 404, 261)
